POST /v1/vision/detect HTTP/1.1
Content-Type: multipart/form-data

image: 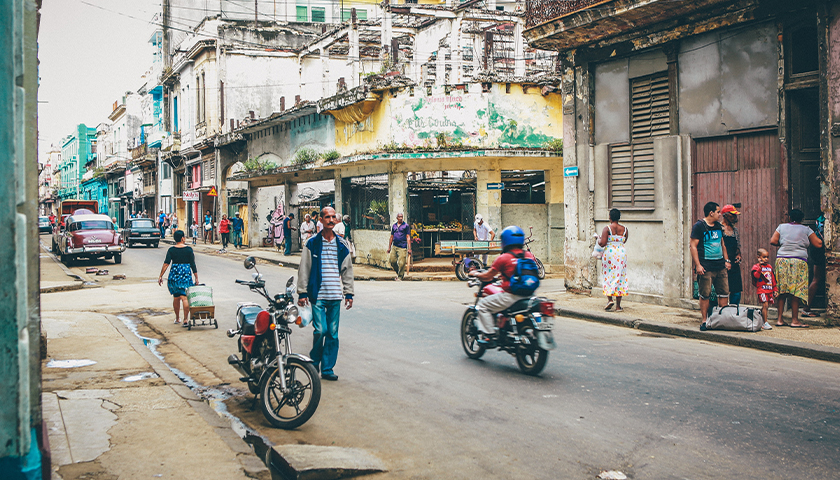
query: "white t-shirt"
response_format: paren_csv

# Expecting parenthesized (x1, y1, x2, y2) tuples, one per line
(474, 221, 492, 241)
(333, 221, 345, 237)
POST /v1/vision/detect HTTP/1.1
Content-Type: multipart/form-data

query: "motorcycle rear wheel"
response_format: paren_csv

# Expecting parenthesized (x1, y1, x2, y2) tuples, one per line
(259, 358, 321, 429)
(515, 325, 548, 375)
(455, 257, 483, 281)
(460, 310, 486, 359)
(535, 257, 546, 279)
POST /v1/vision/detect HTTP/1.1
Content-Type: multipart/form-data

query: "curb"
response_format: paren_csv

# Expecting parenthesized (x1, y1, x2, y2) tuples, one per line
(101, 313, 270, 479)
(555, 305, 840, 364)
(39, 241, 100, 288)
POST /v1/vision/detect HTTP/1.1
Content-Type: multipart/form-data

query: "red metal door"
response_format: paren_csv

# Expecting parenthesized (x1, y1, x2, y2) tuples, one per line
(692, 130, 786, 305)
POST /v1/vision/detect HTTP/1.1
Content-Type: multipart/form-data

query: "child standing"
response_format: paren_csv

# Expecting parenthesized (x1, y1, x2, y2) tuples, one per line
(751, 248, 778, 330)
(190, 221, 199, 245)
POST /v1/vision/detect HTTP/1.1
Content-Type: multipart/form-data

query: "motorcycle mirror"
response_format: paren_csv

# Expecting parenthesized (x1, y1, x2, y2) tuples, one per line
(244, 257, 256, 269)
(286, 276, 295, 288)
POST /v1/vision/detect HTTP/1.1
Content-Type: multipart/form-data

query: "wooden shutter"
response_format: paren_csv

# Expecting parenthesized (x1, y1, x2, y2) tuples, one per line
(311, 7, 325, 22)
(610, 142, 655, 208)
(631, 72, 670, 141)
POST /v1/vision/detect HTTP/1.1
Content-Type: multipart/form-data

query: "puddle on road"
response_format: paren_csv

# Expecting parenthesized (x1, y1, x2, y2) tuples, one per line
(116, 314, 273, 461)
(46, 359, 97, 368)
(123, 372, 159, 382)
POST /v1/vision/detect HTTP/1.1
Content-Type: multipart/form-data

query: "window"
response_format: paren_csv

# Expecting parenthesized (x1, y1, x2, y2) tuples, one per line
(173, 96, 179, 131)
(311, 7, 325, 22)
(608, 72, 669, 208)
(342, 8, 367, 21)
(789, 24, 819, 76)
(501, 170, 545, 204)
(296, 6, 308, 21)
(162, 162, 171, 180)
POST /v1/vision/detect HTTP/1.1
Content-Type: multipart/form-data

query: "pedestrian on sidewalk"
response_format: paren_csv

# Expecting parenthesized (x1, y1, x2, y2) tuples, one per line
(387, 213, 411, 280)
(770, 209, 823, 328)
(282, 213, 296, 255)
(219, 214, 231, 252)
(158, 210, 167, 238)
(803, 214, 826, 318)
(690, 202, 731, 326)
(297, 207, 354, 381)
(721, 205, 743, 304)
(300, 213, 316, 246)
(751, 248, 777, 330)
(158, 230, 198, 324)
(203, 210, 213, 244)
(190, 221, 199, 245)
(473, 214, 495, 266)
(342, 214, 355, 258)
(231, 212, 244, 248)
(170, 212, 178, 232)
(597, 208, 629, 312)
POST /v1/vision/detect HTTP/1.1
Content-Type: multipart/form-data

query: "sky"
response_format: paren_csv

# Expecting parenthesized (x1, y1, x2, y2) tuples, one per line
(38, 0, 160, 160)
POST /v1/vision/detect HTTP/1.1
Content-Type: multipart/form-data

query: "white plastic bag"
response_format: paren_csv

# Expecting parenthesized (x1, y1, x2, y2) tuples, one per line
(591, 234, 605, 259)
(298, 302, 313, 328)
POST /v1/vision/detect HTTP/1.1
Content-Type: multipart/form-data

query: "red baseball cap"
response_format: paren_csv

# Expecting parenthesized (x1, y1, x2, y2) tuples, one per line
(721, 205, 740, 215)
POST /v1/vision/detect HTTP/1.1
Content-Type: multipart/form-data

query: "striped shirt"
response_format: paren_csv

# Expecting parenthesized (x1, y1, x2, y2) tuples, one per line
(319, 237, 343, 300)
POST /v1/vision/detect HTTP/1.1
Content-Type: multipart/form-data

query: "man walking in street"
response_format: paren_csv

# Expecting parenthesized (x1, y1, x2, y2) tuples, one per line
(690, 201, 731, 327)
(473, 214, 495, 266)
(282, 213, 296, 255)
(158, 210, 167, 238)
(387, 212, 411, 281)
(231, 212, 244, 248)
(297, 207, 354, 381)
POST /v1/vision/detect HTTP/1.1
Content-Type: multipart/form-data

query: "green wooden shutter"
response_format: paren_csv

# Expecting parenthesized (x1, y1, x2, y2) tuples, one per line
(311, 7, 325, 22)
(296, 6, 308, 22)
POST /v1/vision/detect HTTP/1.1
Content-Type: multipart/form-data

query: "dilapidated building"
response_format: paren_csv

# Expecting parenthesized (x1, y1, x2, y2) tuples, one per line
(525, 0, 840, 316)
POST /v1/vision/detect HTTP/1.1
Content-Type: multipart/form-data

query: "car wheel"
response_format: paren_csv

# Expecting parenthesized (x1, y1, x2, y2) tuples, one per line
(153, 242, 159, 248)
(114, 253, 122, 264)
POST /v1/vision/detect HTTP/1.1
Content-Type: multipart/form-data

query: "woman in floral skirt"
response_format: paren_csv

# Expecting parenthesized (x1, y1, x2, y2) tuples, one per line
(158, 230, 198, 324)
(598, 208, 629, 312)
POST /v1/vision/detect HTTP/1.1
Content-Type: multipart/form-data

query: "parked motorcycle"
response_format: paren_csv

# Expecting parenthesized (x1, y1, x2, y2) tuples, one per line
(458, 226, 546, 280)
(227, 256, 321, 429)
(460, 276, 557, 375)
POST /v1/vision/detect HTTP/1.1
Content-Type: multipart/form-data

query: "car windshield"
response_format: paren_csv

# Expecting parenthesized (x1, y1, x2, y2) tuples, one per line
(132, 220, 154, 228)
(69, 221, 112, 231)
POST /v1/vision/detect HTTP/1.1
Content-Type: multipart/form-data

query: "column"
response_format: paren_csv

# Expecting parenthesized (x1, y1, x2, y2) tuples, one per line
(544, 160, 565, 268)
(476, 161, 501, 231)
(334, 170, 343, 217)
(451, 14, 463, 84)
(247, 183, 260, 247)
(514, 20, 525, 78)
(388, 169, 408, 222)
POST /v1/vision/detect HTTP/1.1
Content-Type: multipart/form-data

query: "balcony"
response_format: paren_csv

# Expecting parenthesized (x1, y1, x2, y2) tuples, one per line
(161, 131, 181, 152)
(524, 0, 742, 52)
(525, 0, 604, 28)
(130, 144, 159, 167)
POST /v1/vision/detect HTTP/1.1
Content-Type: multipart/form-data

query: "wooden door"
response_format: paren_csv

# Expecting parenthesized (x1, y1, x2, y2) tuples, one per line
(692, 130, 785, 305)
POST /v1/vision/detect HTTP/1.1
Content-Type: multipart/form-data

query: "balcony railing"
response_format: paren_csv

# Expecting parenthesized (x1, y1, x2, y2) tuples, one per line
(525, 0, 604, 28)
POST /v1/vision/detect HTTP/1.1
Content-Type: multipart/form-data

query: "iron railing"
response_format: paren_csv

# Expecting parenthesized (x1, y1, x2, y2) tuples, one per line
(525, 0, 603, 28)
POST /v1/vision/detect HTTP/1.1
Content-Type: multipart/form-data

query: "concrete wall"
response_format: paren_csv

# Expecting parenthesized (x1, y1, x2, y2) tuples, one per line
(679, 22, 778, 136)
(246, 185, 286, 247)
(825, 5, 840, 319)
(352, 229, 391, 267)
(246, 113, 336, 166)
(501, 204, 548, 260)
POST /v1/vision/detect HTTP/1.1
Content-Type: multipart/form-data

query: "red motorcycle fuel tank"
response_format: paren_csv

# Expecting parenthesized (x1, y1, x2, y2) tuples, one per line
(482, 283, 504, 296)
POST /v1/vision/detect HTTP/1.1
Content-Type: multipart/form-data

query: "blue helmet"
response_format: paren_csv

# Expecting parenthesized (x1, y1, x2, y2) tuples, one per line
(499, 226, 525, 251)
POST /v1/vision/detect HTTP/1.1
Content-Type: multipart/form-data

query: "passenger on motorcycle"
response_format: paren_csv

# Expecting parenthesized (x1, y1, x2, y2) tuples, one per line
(469, 225, 537, 346)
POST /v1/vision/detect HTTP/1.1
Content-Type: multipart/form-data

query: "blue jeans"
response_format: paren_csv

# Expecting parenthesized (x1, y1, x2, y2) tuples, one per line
(284, 235, 292, 255)
(310, 299, 341, 375)
(730, 292, 741, 304)
(232, 230, 242, 247)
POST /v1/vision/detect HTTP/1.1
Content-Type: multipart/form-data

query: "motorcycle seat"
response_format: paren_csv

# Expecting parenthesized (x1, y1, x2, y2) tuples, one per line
(502, 298, 534, 315)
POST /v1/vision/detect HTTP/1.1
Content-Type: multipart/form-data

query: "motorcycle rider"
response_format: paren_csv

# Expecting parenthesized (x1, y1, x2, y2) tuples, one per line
(469, 225, 537, 346)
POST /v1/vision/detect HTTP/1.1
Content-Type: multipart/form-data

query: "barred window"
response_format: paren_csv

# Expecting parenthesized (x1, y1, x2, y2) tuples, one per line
(609, 71, 669, 208)
(344, 175, 390, 230)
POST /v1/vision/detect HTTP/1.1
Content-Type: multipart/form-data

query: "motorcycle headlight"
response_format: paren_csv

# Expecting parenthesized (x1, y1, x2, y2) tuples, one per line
(284, 306, 299, 324)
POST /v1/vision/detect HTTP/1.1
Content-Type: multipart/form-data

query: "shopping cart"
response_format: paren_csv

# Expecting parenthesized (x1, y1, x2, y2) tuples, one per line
(186, 284, 218, 330)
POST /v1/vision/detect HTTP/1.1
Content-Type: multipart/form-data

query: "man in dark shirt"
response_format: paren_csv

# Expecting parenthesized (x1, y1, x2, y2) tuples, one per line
(231, 212, 244, 248)
(387, 213, 411, 280)
(282, 213, 296, 255)
(690, 201, 731, 326)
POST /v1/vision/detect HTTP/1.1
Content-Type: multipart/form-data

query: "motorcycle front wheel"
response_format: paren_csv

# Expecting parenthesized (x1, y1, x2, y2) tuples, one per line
(259, 358, 321, 429)
(460, 310, 486, 359)
(515, 325, 548, 375)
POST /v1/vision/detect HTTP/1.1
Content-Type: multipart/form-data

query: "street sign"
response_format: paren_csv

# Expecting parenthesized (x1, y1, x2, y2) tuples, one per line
(183, 191, 199, 202)
(563, 166, 579, 177)
(207, 186, 218, 197)
(486, 182, 504, 190)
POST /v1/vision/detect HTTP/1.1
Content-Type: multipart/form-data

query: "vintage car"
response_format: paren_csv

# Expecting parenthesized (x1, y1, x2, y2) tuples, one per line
(38, 216, 52, 234)
(123, 217, 161, 247)
(52, 212, 125, 265)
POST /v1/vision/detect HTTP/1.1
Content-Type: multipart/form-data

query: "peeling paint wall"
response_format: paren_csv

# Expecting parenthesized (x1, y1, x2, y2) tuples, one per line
(332, 83, 563, 154)
(826, 4, 840, 319)
(246, 113, 336, 165)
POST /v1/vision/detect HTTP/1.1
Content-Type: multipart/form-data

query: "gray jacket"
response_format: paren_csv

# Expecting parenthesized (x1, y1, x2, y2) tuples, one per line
(297, 232, 354, 301)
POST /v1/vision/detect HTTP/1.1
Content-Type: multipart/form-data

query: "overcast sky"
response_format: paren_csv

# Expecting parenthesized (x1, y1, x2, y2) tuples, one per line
(38, 0, 160, 159)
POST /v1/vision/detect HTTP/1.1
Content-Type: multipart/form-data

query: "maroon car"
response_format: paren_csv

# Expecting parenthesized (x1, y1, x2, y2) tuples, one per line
(52, 213, 125, 265)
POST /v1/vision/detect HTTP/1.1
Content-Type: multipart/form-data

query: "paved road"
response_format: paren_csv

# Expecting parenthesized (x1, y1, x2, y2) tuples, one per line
(62, 243, 840, 479)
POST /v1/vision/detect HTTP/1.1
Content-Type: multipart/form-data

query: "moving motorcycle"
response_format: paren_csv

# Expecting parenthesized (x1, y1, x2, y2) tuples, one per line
(460, 277, 557, 375)
(227, 257, 321, 429)
(457, 227, 546, 281)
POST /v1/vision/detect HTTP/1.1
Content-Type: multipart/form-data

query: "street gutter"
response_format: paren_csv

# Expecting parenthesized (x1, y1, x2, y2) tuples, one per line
(555, 305, 840, 365)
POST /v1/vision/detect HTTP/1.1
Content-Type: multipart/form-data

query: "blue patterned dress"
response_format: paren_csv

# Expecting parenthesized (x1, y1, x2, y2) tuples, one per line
(165, 246, 196, 297)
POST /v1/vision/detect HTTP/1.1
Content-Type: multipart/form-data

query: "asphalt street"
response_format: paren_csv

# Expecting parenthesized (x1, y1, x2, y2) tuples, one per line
(55, 241, 840, 479)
